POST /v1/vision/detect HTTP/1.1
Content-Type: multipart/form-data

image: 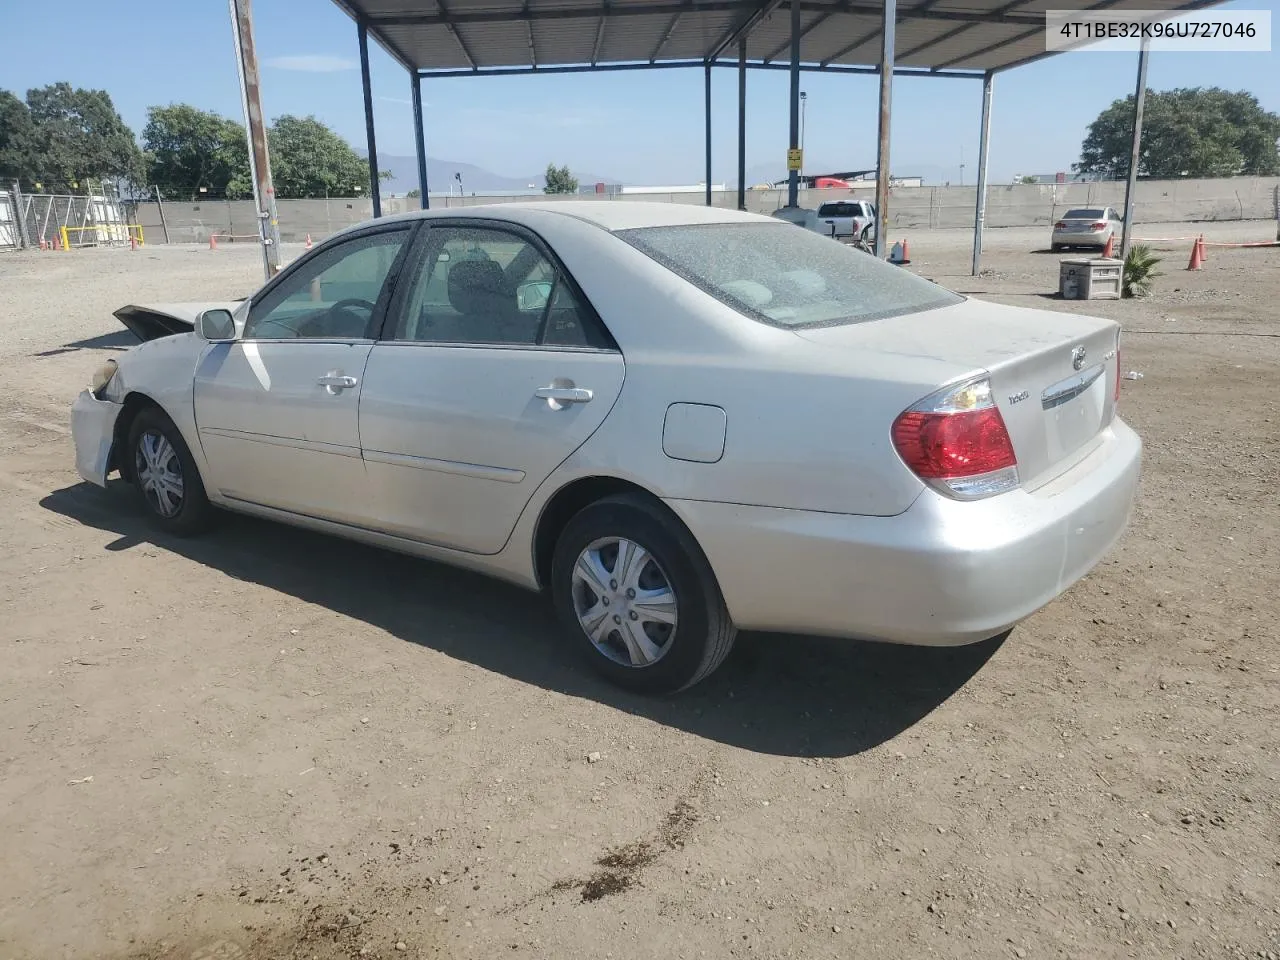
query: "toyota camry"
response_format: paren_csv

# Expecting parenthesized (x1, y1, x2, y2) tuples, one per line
(72, 202, 1141, 693)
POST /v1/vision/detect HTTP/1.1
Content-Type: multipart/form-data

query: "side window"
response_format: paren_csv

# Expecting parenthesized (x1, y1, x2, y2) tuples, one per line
(394, 226, 610, 349)
(244, 230, 409, 340)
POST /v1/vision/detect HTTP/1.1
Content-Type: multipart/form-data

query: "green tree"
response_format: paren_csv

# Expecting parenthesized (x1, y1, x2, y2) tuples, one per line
(1076, 87, 1280, 179)
(143, 104, 248, 199)
(543, 163, 578, 194)
(406, 188, 421, 199)
(23, 82, 144, 191)
(0, 90, 41, 185)
(268, 115, 370, 198)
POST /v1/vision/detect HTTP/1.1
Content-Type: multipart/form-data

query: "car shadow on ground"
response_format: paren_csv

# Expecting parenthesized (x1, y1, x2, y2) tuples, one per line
(32, 329, 138, 357)
(41, 481, 1005, 760)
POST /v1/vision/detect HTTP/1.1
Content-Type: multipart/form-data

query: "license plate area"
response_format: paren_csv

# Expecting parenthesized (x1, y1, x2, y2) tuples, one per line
(1041, 363, 1107, 462)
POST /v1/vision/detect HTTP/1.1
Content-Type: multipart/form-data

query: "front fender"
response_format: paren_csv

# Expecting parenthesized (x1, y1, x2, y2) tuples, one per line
(111, 333, 211, 482)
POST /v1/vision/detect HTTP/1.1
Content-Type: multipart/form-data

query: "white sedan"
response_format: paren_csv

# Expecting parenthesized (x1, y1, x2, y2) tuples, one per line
(1051, 206, 1124, 252)
(72, 202, 1142, 693)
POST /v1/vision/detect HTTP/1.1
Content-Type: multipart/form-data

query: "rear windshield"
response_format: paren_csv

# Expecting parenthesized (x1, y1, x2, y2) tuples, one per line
(817, 202, 859, 217)
(616, 222, 962, 329)
(1063, 208, 1105, 219)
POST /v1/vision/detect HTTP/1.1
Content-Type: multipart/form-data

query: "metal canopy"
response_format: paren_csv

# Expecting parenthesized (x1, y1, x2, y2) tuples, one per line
(335, 0, 1214, 76)
(327, 0, 1219, 276)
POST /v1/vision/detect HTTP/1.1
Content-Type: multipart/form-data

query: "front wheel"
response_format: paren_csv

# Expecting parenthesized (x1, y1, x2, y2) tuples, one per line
(126, 406, 213, 536)
(550, 494, 736, 694)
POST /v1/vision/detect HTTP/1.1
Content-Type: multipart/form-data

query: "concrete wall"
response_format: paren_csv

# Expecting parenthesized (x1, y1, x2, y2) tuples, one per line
(131, 177, 1280, 244)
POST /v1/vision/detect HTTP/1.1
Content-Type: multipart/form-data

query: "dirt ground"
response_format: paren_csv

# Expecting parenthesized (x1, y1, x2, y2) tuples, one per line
(1, 220, 1278, 960)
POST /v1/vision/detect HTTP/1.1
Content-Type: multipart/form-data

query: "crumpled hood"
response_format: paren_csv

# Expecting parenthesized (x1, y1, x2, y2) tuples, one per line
(114, 301, 242, 342)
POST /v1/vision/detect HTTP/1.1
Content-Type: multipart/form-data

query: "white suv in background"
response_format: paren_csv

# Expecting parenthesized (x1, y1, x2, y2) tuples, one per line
(771, 201, 876, 246)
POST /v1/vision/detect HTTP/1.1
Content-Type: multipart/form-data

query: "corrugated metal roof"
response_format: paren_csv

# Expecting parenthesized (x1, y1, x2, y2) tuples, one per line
(333, 0, 1220, 75)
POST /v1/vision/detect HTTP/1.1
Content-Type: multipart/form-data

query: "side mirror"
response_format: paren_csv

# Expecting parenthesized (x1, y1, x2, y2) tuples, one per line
(198, 308, 237, 342)
(517, 280, 553, 313)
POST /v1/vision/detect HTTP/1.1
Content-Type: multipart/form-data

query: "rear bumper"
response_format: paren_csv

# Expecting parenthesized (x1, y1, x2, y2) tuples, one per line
(668, 418, 1141, 645)
(1053, 229, 1111, 247)
(71, 389, 121, 487)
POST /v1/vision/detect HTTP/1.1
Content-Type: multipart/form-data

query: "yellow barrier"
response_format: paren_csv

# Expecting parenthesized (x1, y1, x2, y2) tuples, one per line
(60, 223, 144, 249)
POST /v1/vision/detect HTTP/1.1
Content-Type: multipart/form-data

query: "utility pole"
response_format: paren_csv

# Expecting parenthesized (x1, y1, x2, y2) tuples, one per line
(228, 0, 282, 280)
(152, 185, 171, 244)
(1119, 34, 1150, 261)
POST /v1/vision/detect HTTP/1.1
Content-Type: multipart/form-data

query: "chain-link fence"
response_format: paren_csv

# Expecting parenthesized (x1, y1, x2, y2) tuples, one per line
(1, 183, 132, 250)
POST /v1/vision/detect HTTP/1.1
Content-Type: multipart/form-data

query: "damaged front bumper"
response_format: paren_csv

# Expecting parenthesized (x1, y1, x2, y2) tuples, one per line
(71, 389, 122, 487)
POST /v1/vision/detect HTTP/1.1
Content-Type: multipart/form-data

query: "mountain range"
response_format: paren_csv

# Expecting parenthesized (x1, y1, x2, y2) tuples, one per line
(370, 153, 962, 195)
(372, 153, 616, 195)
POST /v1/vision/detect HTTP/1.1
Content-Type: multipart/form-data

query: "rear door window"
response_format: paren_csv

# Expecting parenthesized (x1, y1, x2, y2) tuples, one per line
(390, 224, 614, 349)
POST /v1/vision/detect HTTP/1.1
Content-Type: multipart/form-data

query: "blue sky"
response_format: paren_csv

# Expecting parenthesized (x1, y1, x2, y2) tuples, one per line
(1, 0, 1276, 185)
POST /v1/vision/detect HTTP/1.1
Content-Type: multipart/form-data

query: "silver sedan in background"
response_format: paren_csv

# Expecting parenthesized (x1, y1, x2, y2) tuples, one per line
(72, 202, 1141, 693)
(1051, 206, 1124, 252)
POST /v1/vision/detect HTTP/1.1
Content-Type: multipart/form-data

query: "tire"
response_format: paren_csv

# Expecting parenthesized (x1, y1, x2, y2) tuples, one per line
(550, 494, 736, 694)
(125, 406, 214, 536)
(1051, 243, 1063, 252)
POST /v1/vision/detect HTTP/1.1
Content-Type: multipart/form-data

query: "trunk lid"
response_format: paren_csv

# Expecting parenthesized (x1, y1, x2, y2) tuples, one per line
(795, 297, 1120, 490)
(1059, 218, 1101, 233)
(114, 302, 242, 342)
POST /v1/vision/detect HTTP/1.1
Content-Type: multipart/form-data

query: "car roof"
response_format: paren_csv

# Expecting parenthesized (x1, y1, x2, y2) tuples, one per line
(368, 200, 772, 234)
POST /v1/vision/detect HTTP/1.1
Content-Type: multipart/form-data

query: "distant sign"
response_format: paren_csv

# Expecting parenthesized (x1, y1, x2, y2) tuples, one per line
(787, 148, 803, 171)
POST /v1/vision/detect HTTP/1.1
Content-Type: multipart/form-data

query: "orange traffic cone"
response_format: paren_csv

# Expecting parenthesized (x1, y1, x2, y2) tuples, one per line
(209, 233, 218, 250)
(1102, 234, 1115, 258)
(38, 238, 46, 251)
(304, 234, 313, 249)
(901, 238, 910, 261)
(130, 234, 138, 251)
(1197, 234, 1208, 262)
(1186, 236, 1203, 270)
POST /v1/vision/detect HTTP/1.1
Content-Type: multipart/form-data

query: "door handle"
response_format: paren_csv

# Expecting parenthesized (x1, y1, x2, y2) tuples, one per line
(535, 385, 593, 410)
(317, 373, 358, 394)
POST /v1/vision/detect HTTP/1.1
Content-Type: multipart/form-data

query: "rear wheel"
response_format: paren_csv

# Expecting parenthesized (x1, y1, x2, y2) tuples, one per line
(550, 494, 736, 694)
(126, 406, 213, 536)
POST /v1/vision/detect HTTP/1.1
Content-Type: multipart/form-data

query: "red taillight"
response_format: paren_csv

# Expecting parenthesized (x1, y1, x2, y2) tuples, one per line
(1091, 222, 1107, 230)
(892, 378, 1019, 500)
(1054, 221, 1067, 229)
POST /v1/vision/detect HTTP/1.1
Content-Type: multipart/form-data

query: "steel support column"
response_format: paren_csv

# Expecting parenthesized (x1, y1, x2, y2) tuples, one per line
(971, 71, 994, 276)
(705, 63, 713, 206)
(787, 0, 801, 207)
(1119, 34, 1150, 261)
(411, 73, 430, 209)
(873, 0, 896, 257)
(737, 39, 747, 211)
(358, 21, 382, 218)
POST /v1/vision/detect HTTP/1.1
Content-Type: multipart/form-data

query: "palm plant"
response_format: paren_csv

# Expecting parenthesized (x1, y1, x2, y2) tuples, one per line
(1122, 244, 1162, 298)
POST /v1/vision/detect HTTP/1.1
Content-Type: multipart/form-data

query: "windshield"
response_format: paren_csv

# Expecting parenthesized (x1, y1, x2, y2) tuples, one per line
(1063, 208, 1105, 219)
(616, 222, 962, 329)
